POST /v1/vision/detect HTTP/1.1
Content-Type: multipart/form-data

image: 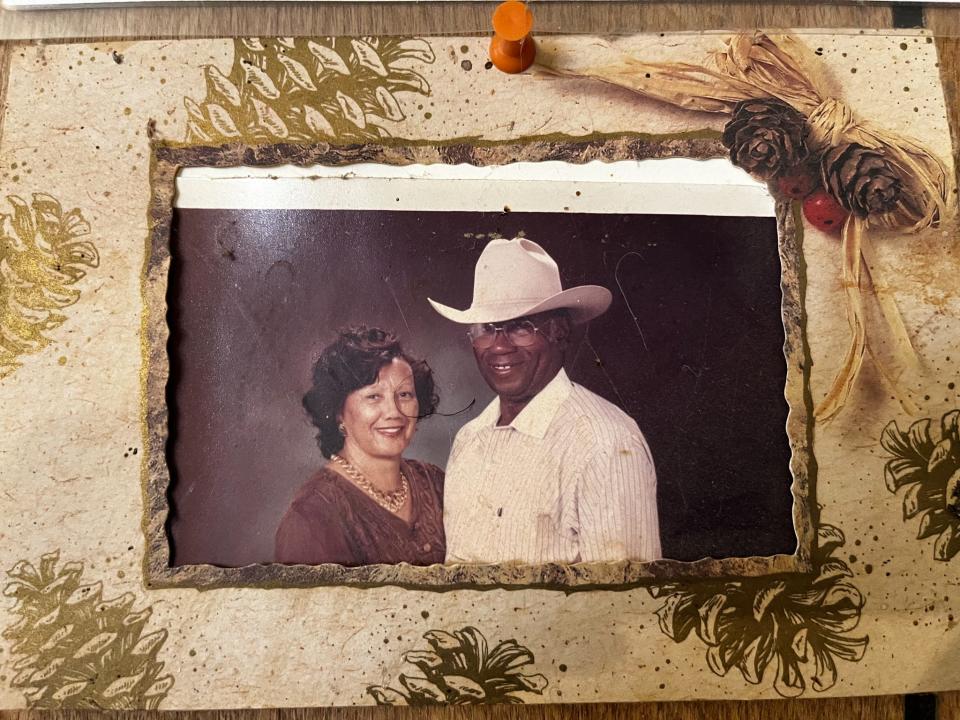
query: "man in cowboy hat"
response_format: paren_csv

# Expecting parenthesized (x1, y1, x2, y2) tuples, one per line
(429, 237, 661, 564)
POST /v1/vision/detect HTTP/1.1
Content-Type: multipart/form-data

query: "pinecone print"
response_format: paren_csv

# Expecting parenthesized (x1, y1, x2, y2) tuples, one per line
(3, 551, 174, 709)
(881, 409, 960, 560)
(185, 36, 435, 144)
(650, 524, 867, 698)
(721, 98, 811, 180)
(0, 194, 99, 379)
(367, 626, 548, 705)
(822, 143, 904, 217)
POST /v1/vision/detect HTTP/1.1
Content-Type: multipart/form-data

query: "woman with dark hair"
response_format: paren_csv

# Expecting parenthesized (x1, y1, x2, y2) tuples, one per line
(275, 326, 445, 566)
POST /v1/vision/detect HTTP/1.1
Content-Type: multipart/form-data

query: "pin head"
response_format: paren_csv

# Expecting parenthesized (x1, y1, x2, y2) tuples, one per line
(492, 1, 533, 42)
(489, 1, 536, 74)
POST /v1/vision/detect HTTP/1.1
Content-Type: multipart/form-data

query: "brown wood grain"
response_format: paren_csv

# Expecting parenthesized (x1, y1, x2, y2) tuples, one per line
(0, 1, 896, 41)
(931, 15, 960, 198)
(940, 692, 960, 719)
(0, 697, 908, 720)
(1, 1, 959, 717)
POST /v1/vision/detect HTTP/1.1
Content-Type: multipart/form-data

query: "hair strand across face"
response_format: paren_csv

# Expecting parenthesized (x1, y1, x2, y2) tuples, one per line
(303, 326, 438, 458)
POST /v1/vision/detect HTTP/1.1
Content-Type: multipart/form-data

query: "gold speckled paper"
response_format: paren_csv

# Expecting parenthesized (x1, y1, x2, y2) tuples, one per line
(1, 30, 959, 709)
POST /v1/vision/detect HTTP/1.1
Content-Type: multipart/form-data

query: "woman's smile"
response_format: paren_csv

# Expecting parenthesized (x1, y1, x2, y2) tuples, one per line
(339, 357, 420, 463)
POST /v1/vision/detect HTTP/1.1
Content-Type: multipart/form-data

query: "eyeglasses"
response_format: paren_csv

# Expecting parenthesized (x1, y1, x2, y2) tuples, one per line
(467, 319, 543, 349)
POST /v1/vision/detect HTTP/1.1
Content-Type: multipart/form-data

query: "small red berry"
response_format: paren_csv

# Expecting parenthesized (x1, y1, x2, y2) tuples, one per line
(803, 190, 849, 234)
(776, 171, 819, 199)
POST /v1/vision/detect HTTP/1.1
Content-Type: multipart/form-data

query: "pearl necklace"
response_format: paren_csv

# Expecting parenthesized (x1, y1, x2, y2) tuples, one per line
(330, 454, 409, 514)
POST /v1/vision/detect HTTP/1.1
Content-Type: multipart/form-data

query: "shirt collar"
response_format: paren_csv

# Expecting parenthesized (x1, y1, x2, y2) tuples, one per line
(476, 368, 574, 439)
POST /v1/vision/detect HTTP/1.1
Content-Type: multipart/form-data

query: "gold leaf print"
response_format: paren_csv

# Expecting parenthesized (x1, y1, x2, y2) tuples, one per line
(351, 38, 388, 77)
(8, 195, 33, 238)
(206, 104, 241, 138)
(186, 122, 212, 143)
(394, 38, 435, 63)
(122, 607, 153, 627)
(36, 606, 61, 627)
(650, 524, 867, 698)
(276, 54, 318, 92)
(250, 96, 289, 138)
(0, 193, 99, 380)
(65, 581, 102, 605)
(29, 658, 65, 683)
(204, 66, 242, 107)
(101, 667, 148, 699)
(51, 682, 89, 702)
(308, 41, 350, 75)
(183, 97, 206, 124)
(144, 676, 175, 698)
(131, 630, 168, 657)
(375, 86, 404, 122)
(12, 668, 34, 686)
(303, 105, 335, 137)
(240, 37, 266, 52)
(389, 68, 430, 94)
(243, 62, 281, 100)
(184, 37, 435, 144)
(60, 209, 90, 240)
(368, 626, 549, 705)
(336, 90, 366, 129)
(95, 592, 135, 614)
(73, 631, 116, 658)
(4, 551, 175, 709)
(362, 116, 389, 139)
(882, 410, 960, 560)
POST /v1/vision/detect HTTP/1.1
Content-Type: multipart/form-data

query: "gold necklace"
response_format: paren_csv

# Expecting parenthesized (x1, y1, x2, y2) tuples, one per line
(330, 454, 409, 514)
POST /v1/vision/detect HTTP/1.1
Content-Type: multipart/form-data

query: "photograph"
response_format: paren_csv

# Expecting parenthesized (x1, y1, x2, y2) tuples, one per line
(157, 156, 805, 583)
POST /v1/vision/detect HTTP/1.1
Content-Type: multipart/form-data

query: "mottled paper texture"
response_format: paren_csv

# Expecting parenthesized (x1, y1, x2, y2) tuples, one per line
(0, 31, 958, 708)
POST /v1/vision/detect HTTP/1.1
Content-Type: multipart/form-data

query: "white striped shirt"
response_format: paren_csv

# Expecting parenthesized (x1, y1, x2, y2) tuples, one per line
(444, 369, 661, 564)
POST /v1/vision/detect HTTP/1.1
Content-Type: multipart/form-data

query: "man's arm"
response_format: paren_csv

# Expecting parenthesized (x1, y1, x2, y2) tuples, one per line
(576, 432, 661, 562)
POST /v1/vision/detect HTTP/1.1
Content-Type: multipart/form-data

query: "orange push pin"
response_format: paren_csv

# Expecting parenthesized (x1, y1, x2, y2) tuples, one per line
(489, 1, 536, 74)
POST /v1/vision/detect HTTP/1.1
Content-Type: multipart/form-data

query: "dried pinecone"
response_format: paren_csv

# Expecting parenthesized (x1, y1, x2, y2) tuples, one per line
(822, 143, 902, 217)
(721, 98, 810, 180)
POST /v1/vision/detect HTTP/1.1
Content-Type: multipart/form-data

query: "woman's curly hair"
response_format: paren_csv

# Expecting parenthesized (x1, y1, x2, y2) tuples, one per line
(303, 326, 438, 458)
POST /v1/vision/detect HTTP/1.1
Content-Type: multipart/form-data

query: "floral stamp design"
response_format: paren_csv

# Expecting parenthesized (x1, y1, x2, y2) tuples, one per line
(0, 194, 99, 380)
(185, 36, 435, 144)
(881, 409, 960, 560)
(650, 524, 868, 697)
(367, 626, 548, 705)
(3, 551, 174, 709)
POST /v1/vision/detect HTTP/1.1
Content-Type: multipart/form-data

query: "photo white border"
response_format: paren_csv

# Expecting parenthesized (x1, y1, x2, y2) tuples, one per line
(175, 158, 776, 217)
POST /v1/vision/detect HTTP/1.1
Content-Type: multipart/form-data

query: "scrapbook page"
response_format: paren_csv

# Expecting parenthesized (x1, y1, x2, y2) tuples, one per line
(0, 28, 958, 708)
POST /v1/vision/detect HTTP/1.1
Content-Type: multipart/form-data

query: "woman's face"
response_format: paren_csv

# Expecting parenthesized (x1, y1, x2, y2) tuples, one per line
(339, 358, 419, 463)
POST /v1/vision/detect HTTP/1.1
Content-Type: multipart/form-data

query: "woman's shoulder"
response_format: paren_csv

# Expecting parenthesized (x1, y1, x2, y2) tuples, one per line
(286, 466, 349, 510)
(403, 457, 444, 477)
(275, 467, 357, 565)
(403, 458, 445, 491)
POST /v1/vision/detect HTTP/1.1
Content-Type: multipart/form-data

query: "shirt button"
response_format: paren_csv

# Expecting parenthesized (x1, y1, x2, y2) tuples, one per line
(422, 543, 432, 552)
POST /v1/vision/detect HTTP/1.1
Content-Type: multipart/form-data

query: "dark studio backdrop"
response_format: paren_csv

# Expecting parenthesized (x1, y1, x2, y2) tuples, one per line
(167, 207, 796, 567)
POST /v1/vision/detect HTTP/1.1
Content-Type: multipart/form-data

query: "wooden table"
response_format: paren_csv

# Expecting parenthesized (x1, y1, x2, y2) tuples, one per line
(1, 1, 958, 718)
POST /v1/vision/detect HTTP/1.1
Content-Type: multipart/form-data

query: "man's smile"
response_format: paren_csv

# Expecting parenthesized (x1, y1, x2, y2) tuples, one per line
(487, 359, 524, 374)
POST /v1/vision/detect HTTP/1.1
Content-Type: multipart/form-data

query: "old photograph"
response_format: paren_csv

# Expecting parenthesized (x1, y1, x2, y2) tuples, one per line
(158, 157, 804, 580)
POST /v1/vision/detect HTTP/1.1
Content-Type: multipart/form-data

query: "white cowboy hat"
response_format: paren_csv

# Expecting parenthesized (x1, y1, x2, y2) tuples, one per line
(429, 237, 612, 325)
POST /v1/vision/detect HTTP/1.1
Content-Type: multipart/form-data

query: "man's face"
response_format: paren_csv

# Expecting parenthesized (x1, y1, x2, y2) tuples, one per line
(470, 311, 568, 405)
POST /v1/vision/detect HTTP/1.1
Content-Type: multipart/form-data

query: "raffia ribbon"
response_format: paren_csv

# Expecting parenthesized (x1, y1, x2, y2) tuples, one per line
(538, 33, 953, 420)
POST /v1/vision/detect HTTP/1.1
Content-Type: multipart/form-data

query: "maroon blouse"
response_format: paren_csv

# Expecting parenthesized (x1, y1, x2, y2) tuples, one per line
(274, 459, 445, 566)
